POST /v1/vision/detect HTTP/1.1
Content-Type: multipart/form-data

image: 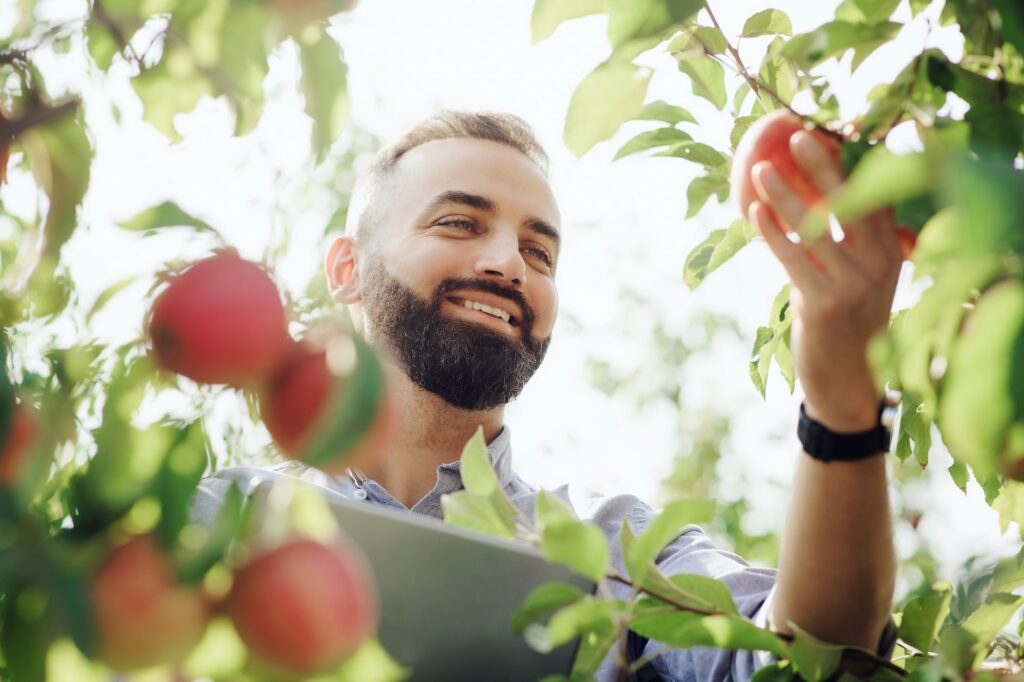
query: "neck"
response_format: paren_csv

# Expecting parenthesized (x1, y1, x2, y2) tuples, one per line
(357, 361, 505, 508)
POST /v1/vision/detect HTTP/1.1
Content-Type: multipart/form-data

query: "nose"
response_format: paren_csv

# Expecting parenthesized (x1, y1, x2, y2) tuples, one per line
(474, 232, 526, 287)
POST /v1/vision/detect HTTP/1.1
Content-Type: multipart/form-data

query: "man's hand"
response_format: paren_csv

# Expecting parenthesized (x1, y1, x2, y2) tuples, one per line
(748, 131, 902, 432)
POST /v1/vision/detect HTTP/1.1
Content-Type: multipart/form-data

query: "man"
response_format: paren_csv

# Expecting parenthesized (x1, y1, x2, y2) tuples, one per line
(195, 111, 899, 680)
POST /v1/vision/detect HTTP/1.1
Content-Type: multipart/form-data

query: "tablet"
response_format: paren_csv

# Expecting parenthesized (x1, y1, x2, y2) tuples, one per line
(323, 493, 597, 681)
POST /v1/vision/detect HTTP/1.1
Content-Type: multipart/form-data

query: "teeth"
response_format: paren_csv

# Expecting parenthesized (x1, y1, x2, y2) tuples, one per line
(462, 299, 511, 323)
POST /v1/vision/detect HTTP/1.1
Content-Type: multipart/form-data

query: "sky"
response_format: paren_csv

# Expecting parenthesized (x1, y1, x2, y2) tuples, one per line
(8, 0, 1020, 584)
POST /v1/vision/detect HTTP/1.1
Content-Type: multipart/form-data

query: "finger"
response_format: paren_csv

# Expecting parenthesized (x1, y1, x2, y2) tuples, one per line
(749, 201, 828, 291)
(751, 161, 855, 277)
(790, 131, 845, 197)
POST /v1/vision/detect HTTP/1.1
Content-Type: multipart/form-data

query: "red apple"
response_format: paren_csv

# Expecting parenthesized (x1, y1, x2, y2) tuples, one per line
(0, 405, 38, 485)
(91, 535, 211, 671)
(896, 226, 917, 261)
(227, 537, 378, 677)
(730, 110, 842, 223)
(259, 340, 395, 475)
(148, 253, 290, 386)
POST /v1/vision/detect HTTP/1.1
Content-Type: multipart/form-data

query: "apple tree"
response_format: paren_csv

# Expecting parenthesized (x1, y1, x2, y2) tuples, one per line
(484, 0, 1024, 679)
(0, 1, 401, 680)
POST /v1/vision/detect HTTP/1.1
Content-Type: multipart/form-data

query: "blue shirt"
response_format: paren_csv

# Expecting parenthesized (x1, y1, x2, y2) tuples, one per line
(192, 426, 777, 681)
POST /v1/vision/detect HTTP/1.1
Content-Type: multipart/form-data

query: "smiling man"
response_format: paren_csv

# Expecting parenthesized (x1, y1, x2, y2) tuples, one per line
(196, 111, 899, 681)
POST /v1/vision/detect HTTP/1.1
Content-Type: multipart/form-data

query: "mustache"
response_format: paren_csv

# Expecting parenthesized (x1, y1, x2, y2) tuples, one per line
(432, 278, 535, 331)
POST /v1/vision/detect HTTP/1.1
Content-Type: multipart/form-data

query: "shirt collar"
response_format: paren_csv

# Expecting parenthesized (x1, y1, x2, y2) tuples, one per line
(351, 425, 516, 518)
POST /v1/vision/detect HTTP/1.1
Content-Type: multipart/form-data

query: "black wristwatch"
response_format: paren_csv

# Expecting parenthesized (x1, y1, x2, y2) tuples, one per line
(797, 401, 892, 462)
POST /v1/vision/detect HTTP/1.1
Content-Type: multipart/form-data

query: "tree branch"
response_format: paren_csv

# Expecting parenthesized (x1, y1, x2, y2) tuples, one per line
(0, 99, 80, 146)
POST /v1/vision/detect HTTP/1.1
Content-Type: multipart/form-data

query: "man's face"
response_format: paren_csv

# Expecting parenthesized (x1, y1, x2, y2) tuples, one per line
(357, 138, 560, 411)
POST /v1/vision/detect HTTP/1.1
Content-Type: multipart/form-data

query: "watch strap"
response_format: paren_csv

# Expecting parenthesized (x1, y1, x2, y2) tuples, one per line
(797, 401, 891, 462)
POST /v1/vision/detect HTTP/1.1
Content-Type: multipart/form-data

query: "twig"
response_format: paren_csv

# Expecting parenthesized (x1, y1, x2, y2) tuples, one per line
(91, 0, 141, 66)
(0, 99, 80, 145)
(703, 1, 845, 144)
(607, 572, 907, 676)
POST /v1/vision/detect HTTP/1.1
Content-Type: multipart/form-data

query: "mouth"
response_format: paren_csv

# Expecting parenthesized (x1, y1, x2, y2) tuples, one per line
(444, 296, 522, 333)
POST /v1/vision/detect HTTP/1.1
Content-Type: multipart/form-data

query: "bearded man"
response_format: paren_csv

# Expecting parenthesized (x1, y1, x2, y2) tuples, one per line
(195, 111, 899, 681)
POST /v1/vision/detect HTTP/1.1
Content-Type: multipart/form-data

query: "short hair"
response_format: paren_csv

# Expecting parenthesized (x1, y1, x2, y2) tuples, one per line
(346, 111, 549, 249)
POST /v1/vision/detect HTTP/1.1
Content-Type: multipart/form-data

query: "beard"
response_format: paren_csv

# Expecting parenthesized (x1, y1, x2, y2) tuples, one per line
(359, 258, 551, 411)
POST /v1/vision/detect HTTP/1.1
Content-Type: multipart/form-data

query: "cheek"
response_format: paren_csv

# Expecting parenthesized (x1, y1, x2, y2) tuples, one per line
(531, 283, 558, 336)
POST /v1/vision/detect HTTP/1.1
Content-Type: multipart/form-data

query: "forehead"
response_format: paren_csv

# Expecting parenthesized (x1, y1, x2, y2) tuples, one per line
(382, 137, 560, 226)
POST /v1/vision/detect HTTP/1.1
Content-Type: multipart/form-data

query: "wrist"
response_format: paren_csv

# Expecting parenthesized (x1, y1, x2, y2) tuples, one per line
(803, 398, 880, 432)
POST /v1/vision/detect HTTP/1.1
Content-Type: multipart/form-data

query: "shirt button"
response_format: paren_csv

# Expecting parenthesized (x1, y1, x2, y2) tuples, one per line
(353, 489, 368, 500)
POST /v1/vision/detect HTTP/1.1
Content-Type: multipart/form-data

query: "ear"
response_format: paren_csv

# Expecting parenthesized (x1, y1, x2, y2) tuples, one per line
(325, 236, 362, 304)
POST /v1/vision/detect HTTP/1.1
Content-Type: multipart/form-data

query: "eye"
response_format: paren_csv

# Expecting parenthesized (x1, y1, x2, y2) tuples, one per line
(524, 247, 554, 269)
(436, 218, 477, 232)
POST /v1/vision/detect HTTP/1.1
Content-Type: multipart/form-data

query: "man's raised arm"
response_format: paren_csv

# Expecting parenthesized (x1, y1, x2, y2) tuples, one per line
(746, 128, 900, 651)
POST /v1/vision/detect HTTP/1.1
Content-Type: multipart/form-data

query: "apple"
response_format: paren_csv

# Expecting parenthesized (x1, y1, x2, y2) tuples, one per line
(0, 405, 38, 485)
(259, 340, 395, 475)
(148, 253, 290, 387)
(896, 226, 917, 261)
(91, 535, 211, 671)
(730, 109, 842, 222)
(227, 537, 378, 677)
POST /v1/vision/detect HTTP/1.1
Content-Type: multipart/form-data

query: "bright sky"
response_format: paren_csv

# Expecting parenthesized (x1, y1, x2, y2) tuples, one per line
(12, 0, 1019, 583)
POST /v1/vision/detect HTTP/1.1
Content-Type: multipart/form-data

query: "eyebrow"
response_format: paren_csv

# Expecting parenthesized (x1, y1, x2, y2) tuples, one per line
(423, 190, 561, 251)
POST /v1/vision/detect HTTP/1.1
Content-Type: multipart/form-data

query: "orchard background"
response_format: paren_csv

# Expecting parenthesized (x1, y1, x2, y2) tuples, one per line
(1, 0, 1023, 680)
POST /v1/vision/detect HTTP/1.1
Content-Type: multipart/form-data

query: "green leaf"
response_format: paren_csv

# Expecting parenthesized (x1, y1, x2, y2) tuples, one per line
(607, 0, 703, 48)
(781, 20, 901, 69)
(131, 53, 212, 141)
(85, 276, 138, 324)
(786, 622, 843, 680)
(990, 546, 1024, 594)
(677, 54, 728, 109)
(154, 420, 210, 550)
(636, 100, 697, 125)
(757, 37, 799, 106)
(301, 335, 387, 470)
(749, 286, 793, 398)
(894, 395, 932, 467)
(741, 10, 793, 38)
(614, 127, 692, 160)
(217, 3, 273, 136)
(751, 661, 796, 681)
(667, 26, 728, 55)
(299, 28, 349, 163)
(630, 611, 786, 655)
(535, 490, 579, 531)
(441, 491, 517, 540)
(685, 172, 729, 218)
(564, 62, 653, 157)
(992, 0, 1024, 56)
(541, 520, 610, 582)
(656, 141, 728, 168)
(683, 220, 756, 291)
(835, 0, 901, 23)
(665, 574, 739, 615)
(730, 115, 760, 150)
(962, 592, 1024, 651)
(531, 0, 607, 43)
(820, 149, 934, 231)
(458, 426, 498, 496)
(937, 281, 1024, 481)
(899, 582, 952, 654)
(511, 581, 586, 633)
(624, 498, 714, 582)
(528, 596, 616, 652)
(117, 201, 218, 235)
(177, 483, 247, 584)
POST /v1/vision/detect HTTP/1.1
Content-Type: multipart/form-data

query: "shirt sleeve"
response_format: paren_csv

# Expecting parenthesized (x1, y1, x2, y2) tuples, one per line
(579, 492, 777, 682)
